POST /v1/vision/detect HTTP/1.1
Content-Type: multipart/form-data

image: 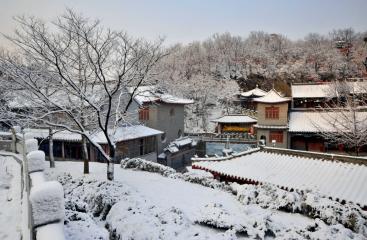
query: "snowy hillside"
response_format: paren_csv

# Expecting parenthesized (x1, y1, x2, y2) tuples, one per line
(45, 159, 366, 240)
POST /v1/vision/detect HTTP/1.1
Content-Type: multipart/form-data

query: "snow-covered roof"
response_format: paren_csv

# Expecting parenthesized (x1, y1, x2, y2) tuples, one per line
(253, 89, 290, 103)
(127, 86, 194, 106)
(254, 124, 288, 129)
(163, 137, 196, 154)
(193, 149, 367, 206)
(23, 125, 163, 143)
(289, 111, 367, 133)
(92, 125, 163, 144)
(23, 128, 82, 142)
(240, 87, 267, 98)
(211, 115, 257, 124)
(291, 84, 332, 98)
(6, 85, 107, 109)
(291, 82, 367, 99)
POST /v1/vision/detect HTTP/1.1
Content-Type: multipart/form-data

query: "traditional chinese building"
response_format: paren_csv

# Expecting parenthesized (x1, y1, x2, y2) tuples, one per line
(237, 86, 267, 110)
(27, 125, 163, 163)
(158, 137, 197, 170)
(127, 86, 194, 153)
(211, 115, 257, 134)
(253, 89, 291, 148)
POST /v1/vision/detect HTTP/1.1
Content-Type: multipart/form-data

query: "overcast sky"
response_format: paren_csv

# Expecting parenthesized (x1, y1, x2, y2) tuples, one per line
(1, 0, 366, 48)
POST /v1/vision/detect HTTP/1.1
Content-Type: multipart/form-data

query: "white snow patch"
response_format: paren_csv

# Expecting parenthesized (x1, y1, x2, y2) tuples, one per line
(26, 150, 45, 173)
(25, 139, 38, 153)
(30, 181, 65, 227)
(0, 156, 22, 240)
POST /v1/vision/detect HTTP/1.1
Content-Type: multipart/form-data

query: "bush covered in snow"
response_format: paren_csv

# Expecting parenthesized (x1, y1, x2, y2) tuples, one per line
(121, 158, 232, 192)
(195, 202, 363, 239)
(121, 158, 176, 177)
(54, 173, 243, 240)
(231, 183, 367, 236)
(64, 210, 108, 240)
(30, 181, 64, 227)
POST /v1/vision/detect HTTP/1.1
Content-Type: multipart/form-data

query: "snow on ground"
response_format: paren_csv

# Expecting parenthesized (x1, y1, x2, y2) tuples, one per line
(45, 160, 366, 240)
(0, 156, 22, 240)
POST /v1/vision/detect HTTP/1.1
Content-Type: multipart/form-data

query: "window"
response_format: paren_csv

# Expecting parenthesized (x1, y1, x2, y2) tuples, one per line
(139, 107, 149, 121)
(265, 106, 279, 119)
(170, 108, 175, 116)
(269, 131, 283, 143)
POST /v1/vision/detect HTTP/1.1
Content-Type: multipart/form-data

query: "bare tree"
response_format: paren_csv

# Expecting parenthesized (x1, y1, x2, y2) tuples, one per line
(312, 81, 367, 155)
(0, 9, 166, 180)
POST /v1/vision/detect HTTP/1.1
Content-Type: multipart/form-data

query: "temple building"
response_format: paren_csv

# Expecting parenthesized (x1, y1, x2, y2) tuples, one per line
(253, 89, 291, 148)
(211, 115, 257, 134)
(126, 85, 194, 153)
(237, 86, 267, 109)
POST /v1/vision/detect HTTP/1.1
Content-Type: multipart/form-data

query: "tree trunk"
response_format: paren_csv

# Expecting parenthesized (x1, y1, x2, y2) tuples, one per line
(355, 146, 360, 156)
(107, 146, 115, 181)
(82, 135, 89, 174)
(10, 127, 16, 153)
(49, 128, 55, 168)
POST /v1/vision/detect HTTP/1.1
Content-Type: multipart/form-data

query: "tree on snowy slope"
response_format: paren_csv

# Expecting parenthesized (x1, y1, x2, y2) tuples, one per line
(0, 9, 166, 180)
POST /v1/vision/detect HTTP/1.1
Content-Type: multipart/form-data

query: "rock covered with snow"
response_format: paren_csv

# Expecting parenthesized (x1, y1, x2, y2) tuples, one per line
(27, 150, 45, 173)
(25, 139, 38, 153)
(30, 181, 65, 227)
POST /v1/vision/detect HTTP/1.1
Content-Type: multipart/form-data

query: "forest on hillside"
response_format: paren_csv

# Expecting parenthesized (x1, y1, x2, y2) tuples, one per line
(154, 28, 367, 131)
(157, 28, 367, 94)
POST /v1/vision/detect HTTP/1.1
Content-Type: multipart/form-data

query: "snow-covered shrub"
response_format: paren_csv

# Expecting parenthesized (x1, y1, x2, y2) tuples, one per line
(231, 183, 302, 211)
(64, 210, 108, 240)
(27, 150, 45, 173)
(233, 183, 367, 236)
(120, 158, 177, 177)
(194, 202, 279, 239)
(182, 171, 231, 192)
(194, 202, 364, 239)
(25, 139, 38, 153)
(302, 193, 367, 236)
(58, 174, 129, 221)
(121, 158, 232, 191)
(30, 181, 64, 227)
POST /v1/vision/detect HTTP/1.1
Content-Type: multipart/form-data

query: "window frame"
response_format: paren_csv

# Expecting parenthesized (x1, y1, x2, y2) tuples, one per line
(139, 106, 149, 121)
(265, 106, 279, 119)
(269, 131, 283, 143)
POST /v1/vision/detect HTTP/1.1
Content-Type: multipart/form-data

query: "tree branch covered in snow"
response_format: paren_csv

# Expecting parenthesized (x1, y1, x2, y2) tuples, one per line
(0, 9, 167, 179)
(311, 81, 367, 155)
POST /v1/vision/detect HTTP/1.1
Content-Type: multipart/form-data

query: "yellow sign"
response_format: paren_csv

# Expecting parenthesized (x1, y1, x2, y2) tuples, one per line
(223, 126, 249, 132)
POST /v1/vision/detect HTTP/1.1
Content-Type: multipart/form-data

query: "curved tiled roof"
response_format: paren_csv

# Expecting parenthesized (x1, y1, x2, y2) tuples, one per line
(211, 115, 257, 124)
(193, 149, 367, 207)
(240, 87, 267, 98)
(253, 89, 290, 103)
